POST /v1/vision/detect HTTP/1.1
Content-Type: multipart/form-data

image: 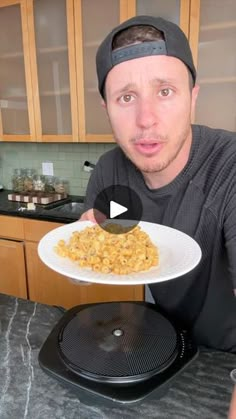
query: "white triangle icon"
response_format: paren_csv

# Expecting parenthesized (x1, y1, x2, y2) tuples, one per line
(110, 200, 128, 219)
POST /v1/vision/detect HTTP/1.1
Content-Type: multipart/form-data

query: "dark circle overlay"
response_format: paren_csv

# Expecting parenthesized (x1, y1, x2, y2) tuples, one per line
(93, 185, 143, 234)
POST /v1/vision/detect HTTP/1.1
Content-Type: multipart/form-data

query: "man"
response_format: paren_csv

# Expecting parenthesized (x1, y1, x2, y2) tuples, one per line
(80, 15, 236, 352)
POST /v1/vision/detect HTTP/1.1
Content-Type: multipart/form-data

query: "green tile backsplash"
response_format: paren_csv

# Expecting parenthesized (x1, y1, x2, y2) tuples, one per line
(0, 142, 115, 196)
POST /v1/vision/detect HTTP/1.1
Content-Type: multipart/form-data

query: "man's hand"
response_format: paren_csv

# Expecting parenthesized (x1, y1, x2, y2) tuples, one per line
(79, 208, 107, 223)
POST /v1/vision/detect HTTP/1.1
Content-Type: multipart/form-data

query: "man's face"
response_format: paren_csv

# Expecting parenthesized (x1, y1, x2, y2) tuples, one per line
(103, 55, 199, 176)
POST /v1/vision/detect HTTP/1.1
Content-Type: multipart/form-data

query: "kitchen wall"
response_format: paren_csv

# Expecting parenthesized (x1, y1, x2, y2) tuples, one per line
(0, 142, 115, 196)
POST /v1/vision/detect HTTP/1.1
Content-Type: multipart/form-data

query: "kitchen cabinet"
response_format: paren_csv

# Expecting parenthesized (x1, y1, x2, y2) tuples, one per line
(0, 0, 131, 142)
(24, 218, 143, 308)
(0, 0, 78, 142)
(0, 215, 27, 298)
(0, 0, 191, 143)
(78, 0, 191, 142)
(0, 240, 27, 298)
(28, 0, 78, 142)
(190, 0, 236, 131)
(0, 0, 36, 141)
(2, 1, 232, 142)
(0, 215, 144, 308)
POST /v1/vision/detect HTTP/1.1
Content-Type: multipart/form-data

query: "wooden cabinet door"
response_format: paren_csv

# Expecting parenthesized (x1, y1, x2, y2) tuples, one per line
(25, 241, 143, 309)
(24, 214, 144, 308)
(27, 0, 78, 142)
(82, 283, 144, 306)
(25, 241, 88, 308)
(0, 0, 36, 141)
(190, 0, 236, 131)
(0, 239, 27, 298)
(133, 0, 190, 37)
(75, 0, 129, 143)
(0, 215, 24, 240)
(75, 0, 190, 143)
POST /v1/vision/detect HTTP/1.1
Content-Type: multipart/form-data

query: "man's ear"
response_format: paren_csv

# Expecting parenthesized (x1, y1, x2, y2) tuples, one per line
(101, 99, 106, 109)
(191, 83, 200, 123)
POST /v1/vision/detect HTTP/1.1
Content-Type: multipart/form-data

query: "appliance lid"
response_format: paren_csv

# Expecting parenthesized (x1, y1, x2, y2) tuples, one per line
(58, 302, 179, 384)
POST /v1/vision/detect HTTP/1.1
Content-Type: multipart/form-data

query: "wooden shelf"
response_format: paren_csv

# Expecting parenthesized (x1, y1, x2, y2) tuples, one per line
(40, 87, 70, 97)
(86, 86, 98, 93)
(0, 89, 71, 100)
(199, 20, 236, 42)
(84, 41, 102, 48)
(199, 76, 236, 84)
(37, 45, 68, 54)
(200, 20, 236, 32)
(0, 51, 23, 59)
(0, 45, 68, 60)
(0, 99, 27, 109)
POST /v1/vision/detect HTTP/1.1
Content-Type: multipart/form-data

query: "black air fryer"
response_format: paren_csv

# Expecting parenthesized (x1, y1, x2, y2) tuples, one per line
(39, 301, 198, 404)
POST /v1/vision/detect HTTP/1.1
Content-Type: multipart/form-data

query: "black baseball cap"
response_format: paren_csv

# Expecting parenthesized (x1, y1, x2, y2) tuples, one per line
(96, 15, 196, 98)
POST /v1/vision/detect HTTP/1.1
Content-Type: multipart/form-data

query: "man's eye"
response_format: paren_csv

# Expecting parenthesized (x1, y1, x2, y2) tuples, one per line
(159, 88, 171, 97)
(120, 94, 133, 103)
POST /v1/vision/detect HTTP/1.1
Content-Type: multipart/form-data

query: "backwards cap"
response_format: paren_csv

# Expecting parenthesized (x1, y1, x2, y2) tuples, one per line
(96, 15, 196, 98)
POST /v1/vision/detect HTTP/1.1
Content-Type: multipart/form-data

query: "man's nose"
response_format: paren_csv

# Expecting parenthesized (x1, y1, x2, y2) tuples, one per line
(136, 99, 157, 129)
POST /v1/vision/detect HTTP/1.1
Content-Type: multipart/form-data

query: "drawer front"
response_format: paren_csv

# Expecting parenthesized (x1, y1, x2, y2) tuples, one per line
(0, 215, 24, 240)
(24, 218, 63, 242)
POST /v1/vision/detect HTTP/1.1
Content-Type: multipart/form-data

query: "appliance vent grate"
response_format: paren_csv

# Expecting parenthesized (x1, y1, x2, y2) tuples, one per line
(59, 302, 178, 382)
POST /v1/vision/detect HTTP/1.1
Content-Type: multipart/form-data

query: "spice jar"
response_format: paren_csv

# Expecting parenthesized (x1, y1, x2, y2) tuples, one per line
(12, 168, 25, 193)
(24, 169, 35, 192)
(54, 178, 69, 194)
(33, 174, 45, 192)
(44, 175, 56, 193)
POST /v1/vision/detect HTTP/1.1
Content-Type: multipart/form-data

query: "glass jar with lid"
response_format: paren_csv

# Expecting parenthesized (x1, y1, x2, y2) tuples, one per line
(24, 169, 36, 192)
(33, 174, 46, 192)
(54, 178, 69, 194)
(12, 168, 25, 193)
(44, 175, 56, 193)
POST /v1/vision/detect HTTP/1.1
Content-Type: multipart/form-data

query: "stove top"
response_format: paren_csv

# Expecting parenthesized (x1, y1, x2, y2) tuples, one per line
(39, 302, 198, 404)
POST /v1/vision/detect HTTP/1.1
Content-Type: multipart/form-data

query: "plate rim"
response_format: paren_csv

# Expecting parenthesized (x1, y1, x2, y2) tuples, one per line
(38, 220, 202, 285)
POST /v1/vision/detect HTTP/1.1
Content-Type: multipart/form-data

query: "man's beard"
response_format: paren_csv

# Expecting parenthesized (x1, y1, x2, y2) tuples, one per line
(113, 128, 190, 174)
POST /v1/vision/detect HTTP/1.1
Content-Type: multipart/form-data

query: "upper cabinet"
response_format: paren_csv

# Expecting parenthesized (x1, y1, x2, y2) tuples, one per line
(0, 0, 131, 142)
(74, 0, 123, 143)
(0, 0, 77, 142)
(134, 0, 190, 35)
(0, 0, 35, 141)
(76, 0, 190, 142)
(190, 0, 236, 131)
(0, 0, 190, 143)
(28, 0, 78, 142)
(2, 1, 233, 142)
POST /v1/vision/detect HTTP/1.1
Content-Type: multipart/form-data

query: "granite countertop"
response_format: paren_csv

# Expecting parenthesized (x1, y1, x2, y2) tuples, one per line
(0, 190, 84, 223)
(0, 293, 235, 419)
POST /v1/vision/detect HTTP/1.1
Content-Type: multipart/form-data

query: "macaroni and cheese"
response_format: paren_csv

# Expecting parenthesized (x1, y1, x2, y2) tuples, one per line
(54, 223, 158, 275)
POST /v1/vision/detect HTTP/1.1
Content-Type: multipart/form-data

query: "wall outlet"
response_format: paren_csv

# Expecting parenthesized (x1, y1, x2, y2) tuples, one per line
(42, 161, 54, 176)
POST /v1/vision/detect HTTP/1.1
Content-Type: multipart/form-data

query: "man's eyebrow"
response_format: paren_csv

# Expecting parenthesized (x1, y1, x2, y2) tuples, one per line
(112, 78, 177, 94)
(151, 77, 177, 86)
(111, 83, 136, 97)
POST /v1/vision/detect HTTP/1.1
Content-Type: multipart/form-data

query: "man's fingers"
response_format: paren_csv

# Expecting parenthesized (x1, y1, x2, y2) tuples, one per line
(79, 208, 107, 224)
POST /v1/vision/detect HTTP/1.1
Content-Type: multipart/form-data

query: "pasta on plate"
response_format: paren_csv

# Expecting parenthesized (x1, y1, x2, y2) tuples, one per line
(54, 223, 159, 275)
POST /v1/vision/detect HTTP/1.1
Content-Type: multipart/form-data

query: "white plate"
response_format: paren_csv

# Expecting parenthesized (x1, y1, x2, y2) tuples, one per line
(38, 220, 202, 285)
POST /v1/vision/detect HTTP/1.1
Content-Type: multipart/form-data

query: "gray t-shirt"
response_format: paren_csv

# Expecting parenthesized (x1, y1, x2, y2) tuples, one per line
(84, 124, 236, 352)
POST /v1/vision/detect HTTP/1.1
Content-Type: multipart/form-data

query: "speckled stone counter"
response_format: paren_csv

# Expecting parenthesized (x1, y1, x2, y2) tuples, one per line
(0, 293, 235, 419)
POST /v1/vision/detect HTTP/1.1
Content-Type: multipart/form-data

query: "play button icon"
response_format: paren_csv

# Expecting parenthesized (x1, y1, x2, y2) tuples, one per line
(93, 185, 143, 234)
(110, 201, 127, 218)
